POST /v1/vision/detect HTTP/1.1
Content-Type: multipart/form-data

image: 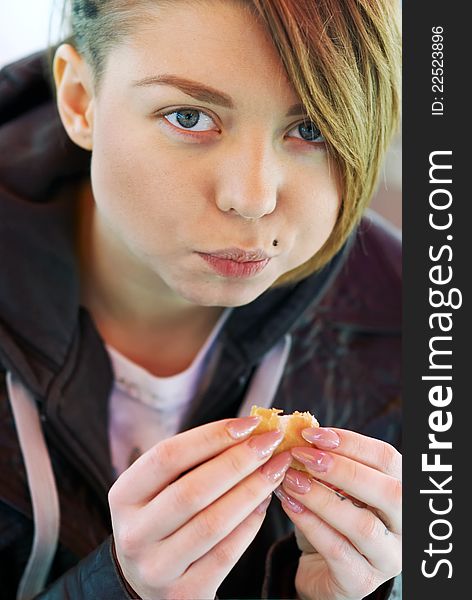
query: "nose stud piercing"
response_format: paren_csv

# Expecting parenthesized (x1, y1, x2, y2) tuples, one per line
(273, 239, 279, 247)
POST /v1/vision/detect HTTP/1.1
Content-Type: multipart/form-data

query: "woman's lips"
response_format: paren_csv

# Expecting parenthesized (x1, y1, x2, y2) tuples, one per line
(202, 247, 271, 262)
(197, 250, 271, 278)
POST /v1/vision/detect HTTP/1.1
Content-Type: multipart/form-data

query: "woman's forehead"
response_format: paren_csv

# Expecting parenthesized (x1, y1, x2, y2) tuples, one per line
(100, 1, 302, 109)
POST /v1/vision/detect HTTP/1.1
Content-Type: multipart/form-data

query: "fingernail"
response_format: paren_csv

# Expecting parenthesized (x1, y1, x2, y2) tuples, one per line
(301, 427, 340, 449)
(274, 487, 305, 513)
(283, 468, 312, 494)
(291, 448, 333, 473)
(248, 429, 284, 458)
(255, 494, 272, 515)
(260, 451, 292, 483)
(225, 416, 261, 439)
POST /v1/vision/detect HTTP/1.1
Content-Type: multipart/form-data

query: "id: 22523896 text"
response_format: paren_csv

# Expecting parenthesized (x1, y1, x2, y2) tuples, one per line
(431, 26, 445, 116)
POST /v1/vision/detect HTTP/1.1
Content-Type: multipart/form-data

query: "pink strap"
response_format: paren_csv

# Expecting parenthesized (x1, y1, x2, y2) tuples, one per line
(6, 372, 60, 600)
(237, 334, 292, 417)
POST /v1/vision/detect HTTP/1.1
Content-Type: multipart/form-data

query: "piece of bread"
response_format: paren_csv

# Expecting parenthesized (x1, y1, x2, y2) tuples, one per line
(250, 405, 319, 472)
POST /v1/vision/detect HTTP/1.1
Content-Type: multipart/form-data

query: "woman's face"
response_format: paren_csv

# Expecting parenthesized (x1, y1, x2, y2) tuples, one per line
(88, 0, 341, 307)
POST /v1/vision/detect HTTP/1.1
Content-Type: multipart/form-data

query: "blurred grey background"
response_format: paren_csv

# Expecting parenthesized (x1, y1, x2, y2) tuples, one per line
(0, 0, 402, 231)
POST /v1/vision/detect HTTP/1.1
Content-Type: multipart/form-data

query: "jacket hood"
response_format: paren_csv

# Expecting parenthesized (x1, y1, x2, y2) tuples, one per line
(0, 51, 353, 399)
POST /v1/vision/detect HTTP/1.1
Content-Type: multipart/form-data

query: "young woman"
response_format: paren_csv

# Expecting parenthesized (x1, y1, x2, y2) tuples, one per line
(0, 1, 402, 598)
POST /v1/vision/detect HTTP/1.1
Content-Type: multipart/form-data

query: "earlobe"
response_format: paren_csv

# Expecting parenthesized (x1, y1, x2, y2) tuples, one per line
(53, 43, 94, 151)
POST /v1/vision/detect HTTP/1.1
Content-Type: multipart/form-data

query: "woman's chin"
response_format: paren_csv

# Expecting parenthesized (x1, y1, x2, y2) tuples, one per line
(171, 275, 277, 308)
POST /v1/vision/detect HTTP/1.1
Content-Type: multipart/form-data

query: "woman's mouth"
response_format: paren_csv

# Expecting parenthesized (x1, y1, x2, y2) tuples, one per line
(197, 248, 272, 278)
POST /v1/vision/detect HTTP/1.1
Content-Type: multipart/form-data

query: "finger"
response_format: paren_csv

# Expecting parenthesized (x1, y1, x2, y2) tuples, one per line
(282, 469, 402, 573)
(301, 428, 402, 480)
(159, 452, 292, 577)
(110, 416, 261, 504)
(275, 494, 388, 600)
(180, 496, 273, 598)
(290, 448, 402, 534)
(141, 430, 285, 539)
(116, 496, 273, 599)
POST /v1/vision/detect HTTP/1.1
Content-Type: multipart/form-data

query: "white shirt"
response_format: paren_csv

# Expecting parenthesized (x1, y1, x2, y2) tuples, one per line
(107, 309, 232, 477)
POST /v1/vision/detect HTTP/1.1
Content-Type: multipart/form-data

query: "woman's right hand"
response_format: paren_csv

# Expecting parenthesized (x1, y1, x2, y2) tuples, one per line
(108, 416, 292, 600)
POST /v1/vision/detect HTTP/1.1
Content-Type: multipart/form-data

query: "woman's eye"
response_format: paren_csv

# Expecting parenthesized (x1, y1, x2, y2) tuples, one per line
(288, 120, 325, 143)
(163, 108, 217, 132)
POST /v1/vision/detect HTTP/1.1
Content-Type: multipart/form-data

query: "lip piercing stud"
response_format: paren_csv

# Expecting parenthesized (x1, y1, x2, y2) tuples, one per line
(273, 239, 279, 247)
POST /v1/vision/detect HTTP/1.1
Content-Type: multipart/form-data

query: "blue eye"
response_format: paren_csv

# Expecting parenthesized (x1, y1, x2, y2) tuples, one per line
(289, 120, 325, 143)
(175, 109, 200, 128)
(163, 109, 217, 132)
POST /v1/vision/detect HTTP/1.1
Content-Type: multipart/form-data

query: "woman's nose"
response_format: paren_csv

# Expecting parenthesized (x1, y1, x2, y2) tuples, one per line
(214, 140, 280, 220)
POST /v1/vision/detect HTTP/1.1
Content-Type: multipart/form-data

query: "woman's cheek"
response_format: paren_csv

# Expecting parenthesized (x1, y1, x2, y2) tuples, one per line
(292, 184, 339, 256)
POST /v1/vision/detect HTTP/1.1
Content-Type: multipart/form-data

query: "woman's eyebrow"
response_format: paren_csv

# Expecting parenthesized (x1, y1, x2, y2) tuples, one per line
(131, 74, 307, 116)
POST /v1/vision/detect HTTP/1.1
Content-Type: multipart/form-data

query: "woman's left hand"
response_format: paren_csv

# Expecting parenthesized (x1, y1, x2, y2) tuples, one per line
(274, 428, 402, 600)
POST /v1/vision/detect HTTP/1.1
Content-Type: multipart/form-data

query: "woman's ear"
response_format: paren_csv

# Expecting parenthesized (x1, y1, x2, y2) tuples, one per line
(53, 43, 95, 151)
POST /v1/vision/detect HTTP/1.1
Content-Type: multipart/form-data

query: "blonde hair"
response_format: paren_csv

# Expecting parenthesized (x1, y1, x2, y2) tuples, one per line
(252, 0, 401, 283)
(58, 0, 401, 284)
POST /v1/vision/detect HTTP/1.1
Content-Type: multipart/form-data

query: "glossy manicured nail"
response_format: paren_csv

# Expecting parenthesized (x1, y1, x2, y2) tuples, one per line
(274, 487, 305, 514)
(225, 416, 261, 439)
(255, 494, 272, 515)
(260, 452, 292, 483)
(291, 448, 333, 473)
(301, 427, 340, 449)
(283, 468, 312, 494)
(248, 429, 284, 458)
